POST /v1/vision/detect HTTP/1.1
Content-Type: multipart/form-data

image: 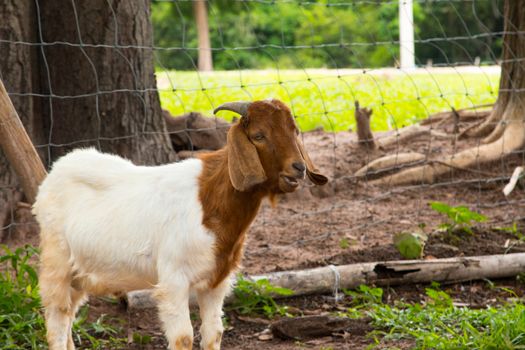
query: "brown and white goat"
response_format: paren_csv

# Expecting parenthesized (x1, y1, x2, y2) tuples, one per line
(33, 99, 327, 350)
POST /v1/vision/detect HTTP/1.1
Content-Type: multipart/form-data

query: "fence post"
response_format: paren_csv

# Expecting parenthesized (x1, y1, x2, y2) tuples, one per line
(0, 78, 47, 203)
(399, 0, 415, 69)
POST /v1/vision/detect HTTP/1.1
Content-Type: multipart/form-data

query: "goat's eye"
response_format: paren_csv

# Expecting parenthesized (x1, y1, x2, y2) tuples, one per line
(253, 133, 265, 141)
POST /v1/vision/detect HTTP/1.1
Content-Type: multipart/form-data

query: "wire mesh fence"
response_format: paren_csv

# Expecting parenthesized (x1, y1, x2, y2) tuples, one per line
(1, 0, 524, 273)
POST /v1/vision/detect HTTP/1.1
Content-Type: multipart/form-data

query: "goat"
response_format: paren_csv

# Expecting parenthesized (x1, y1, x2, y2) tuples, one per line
(33, 99, 327, 350)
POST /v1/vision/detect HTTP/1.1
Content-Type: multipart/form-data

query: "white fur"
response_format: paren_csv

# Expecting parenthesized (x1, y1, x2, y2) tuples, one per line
(34, 148, 228, 350)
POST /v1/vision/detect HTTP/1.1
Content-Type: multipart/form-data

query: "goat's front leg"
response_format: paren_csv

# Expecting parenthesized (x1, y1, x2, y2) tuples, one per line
(196, 278, 231, 350)
(154, 278, 194, 350)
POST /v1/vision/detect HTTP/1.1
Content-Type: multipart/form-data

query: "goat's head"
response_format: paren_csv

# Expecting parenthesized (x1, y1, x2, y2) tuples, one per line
(214, 99, 328, 193)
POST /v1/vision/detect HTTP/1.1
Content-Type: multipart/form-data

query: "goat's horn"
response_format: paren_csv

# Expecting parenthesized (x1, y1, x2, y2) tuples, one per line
(213, 102, 251, 117)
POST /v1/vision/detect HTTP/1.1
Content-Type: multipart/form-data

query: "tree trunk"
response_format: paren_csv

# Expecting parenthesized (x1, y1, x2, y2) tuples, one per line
(467, 0, 523, 141)
(193, 0, 213, 71)
(38, 0, 175, 165)
(0, 1, 44, 235)
(0, 0, 176, 237)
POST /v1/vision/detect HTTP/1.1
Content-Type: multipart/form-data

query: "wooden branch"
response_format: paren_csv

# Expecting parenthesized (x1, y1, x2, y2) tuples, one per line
(354, 101, 375, 149)
(0, 78, 47, 202)
(126, 253, 525, 309)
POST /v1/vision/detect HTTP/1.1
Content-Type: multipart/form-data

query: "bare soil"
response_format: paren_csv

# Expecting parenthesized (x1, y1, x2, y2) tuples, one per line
(3, 115, 525, 349)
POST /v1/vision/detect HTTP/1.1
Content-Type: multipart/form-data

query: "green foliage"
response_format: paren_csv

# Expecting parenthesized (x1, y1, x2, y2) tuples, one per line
(343, 285, 384, 318)
(0, 245, 45, 349)
(393, 232, 428, 259)
(345, 285, 384, 306)
(369, 288, 525, 350)
(229, 275, 293, 318)
(342, 284, 525, 349)
(339, 237, 350, 249)
(495, 223, 525, 241)
(72, 307, 126, 349)
(158, 70, 499, 132)
(151, 1, 502, 70)
(430, 201, 487, 234)
(0, 245, 126, 349)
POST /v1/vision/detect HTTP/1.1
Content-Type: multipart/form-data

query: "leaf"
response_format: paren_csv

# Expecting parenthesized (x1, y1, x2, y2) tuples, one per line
(430, 201, 452, 215)
(393, 232, 427, 259)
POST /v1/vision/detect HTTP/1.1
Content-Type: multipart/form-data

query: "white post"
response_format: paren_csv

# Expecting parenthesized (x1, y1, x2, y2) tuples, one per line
(399, 0, 415, 69)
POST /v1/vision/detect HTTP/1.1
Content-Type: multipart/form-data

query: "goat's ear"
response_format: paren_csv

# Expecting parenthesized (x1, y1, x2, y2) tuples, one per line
(227, 123, 267, 191)
(297, 137, 328, 186)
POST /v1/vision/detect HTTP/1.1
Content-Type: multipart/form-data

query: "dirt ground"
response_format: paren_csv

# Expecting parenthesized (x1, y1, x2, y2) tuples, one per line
(3, 114, 525, 349)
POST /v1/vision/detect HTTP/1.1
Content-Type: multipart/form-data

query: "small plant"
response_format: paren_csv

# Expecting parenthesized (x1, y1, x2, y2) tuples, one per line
(345, 284, 384, 306)
(229, 275, 293, 318)
(495, 222, 525, 241)
(0, 245, 127, 349)
(429, 201, 486, 234)
(0, 245, 45, 349)
(393, 231, 428, 259)
(72, 307, 126, 348)
(341, 285, 384, 318)
(339, 237, 350, 249)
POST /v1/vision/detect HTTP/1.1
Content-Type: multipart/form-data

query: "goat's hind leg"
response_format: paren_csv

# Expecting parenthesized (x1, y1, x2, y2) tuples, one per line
(39, 233, 78, 350)
(66, 289, 87, 350)
(196, 279, 231, 350)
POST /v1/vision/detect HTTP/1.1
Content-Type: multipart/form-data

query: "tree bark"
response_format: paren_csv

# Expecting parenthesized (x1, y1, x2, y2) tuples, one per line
(193, 0, 213, 71)
(466, 0, 518, 139)
(0, 0, 176, 237)
(0, 1, 44, 234)
(38, 0, 175, 165)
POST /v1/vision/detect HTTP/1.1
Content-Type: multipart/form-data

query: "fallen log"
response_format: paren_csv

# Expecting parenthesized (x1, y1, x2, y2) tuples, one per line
(126, 252, 525, 309)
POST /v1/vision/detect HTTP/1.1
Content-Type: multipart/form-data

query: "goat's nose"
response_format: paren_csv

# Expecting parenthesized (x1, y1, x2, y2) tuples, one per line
(292, 162, 306, 174)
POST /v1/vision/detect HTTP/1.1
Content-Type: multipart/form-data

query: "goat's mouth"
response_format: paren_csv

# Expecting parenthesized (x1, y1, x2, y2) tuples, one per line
(279, 175, 300, 192)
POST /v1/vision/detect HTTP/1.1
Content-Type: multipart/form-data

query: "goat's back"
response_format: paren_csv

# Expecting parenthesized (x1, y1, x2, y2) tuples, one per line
(33, 148, 216, 293)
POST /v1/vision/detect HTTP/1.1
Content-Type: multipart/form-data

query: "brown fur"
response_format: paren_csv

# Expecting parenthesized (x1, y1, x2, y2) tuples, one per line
(199, 100, 327, 287)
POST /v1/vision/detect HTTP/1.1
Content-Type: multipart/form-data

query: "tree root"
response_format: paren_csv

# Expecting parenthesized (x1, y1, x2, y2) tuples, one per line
(377, 125, 455, 149)
(354, 152, 426, 177)
(464, 103, 504, 140)
(420, 107, 492, 126)
(370, 118, 525, 186)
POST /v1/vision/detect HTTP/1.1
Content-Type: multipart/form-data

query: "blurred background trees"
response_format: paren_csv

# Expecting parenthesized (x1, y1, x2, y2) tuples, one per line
(152, 0, 503, 71)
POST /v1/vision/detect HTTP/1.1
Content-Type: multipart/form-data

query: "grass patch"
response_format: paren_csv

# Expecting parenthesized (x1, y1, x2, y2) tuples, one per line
(0, 245, 126, 349)
(228, 275, 293, 318)
(343, 284, 525, 350)
(158, 69, 499, 132)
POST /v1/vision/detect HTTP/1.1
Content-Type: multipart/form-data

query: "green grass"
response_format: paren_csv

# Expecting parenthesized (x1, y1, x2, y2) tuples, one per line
(343, 284, 525, 350)
(157, 69, 500, 132)
(0, 245, 126, 349)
